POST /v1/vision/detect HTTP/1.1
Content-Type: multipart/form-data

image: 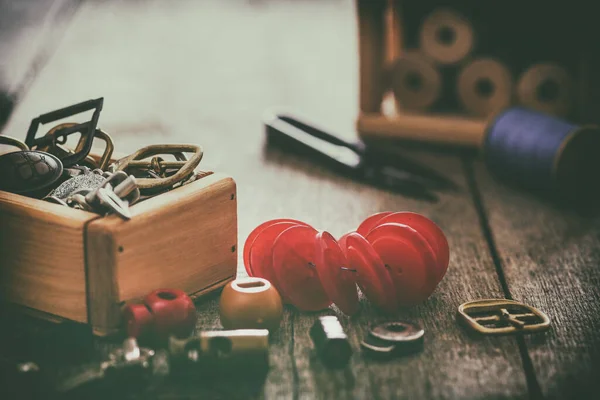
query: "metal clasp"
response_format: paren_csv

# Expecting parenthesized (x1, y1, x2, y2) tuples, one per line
(109, 144, 203, 194)
(37, 122, 115, 170)
(0, 135, 29, 152)
(25, 98, 104, 167)
(457, 299, 550, 335)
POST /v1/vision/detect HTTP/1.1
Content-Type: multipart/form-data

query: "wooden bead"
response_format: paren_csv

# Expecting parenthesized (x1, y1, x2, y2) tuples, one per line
(219, 277, 283, 332)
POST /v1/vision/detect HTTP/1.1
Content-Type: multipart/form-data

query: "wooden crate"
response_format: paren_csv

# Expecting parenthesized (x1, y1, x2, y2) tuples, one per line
(0, 172, 237, 336)
(356, 0, 600, 148)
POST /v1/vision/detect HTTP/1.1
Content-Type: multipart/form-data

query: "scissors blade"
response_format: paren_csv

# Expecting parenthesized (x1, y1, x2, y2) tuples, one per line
(361, 165, 439, 202)
(362, 145, 458, 191)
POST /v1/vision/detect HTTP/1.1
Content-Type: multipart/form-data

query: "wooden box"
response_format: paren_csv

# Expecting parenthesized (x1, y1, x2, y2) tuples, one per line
(356, 0, 600, 148)
(0, 172, 237, 336)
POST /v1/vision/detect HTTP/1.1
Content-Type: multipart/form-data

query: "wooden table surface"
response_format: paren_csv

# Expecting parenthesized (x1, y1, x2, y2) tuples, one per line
(1, 1, 599, 399)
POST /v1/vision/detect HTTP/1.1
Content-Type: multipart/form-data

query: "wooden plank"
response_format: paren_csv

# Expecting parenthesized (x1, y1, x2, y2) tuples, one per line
(473, 160, 600, 399)
(0, 191, 96, 322)
(269, 149, 528, 399)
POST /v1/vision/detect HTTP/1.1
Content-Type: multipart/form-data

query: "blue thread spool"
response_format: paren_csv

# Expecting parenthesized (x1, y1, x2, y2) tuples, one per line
(484, 107, 600, 202)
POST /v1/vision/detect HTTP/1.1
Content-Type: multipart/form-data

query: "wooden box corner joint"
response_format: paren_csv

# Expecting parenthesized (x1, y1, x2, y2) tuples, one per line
(0, 173, 238, 336)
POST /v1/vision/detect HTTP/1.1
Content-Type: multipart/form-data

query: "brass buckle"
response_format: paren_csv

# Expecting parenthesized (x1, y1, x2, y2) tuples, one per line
(457, 299, 550, 335)
(109, 144, 203, 194)
(38, 123, 115, 170)
(0, 135, 29, 151)
(25, 98, 103, 167)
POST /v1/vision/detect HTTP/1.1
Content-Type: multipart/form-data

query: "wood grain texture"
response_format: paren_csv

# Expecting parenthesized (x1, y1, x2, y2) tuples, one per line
(357, 112, 488, 147)
(357, 0, 386, 113)
(473, 161, 600, 400)
(3, 0, 595, 399)
(86, 174, 237, 333)
(0, 191, 97, 322)
(85, 214, 121, 335)
(268, 149, 527, 400)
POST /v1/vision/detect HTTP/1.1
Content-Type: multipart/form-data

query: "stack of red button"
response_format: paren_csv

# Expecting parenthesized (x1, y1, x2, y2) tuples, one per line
(243, 211, 449, 315)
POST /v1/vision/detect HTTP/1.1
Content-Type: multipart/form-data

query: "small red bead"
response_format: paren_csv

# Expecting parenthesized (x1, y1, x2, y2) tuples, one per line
(144, 288, 197, 340)
(122, 303, 154, 338)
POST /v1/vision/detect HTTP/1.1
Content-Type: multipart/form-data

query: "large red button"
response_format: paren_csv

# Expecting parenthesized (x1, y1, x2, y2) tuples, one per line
(356, 211, 394, 237)
(365, 223, 437, 306)
(243, 219, 311, 276)
(340, 232, 397, 313)
(314, 231, 359, 315)
(375, 212, 449, 283)
(248, 221, 308, 300)
(272, 225, 331, 311)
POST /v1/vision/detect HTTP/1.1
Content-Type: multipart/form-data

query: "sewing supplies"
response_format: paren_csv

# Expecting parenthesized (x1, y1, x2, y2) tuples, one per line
(390, 51, 442, 112)
(25, 98, 104, 168)
(108, 143, 203, 195)
(68, 170, 140, 220)
(122, 288, 197, 342)
(0, 98, 210, 218)
(263, 110, 456, 202)
(219, 277, 283, 332)
(168, 329, 270, 378)
(516, 63, 574, 118)
(483, 107, 600, 202)
(457, 57, 513, 118)
(360, 321, 424, 359)
(457, 299, 551, 336)
(310, 316, 352, 369)
(243, 211, 449, 314)
(0, 136, 64, 196)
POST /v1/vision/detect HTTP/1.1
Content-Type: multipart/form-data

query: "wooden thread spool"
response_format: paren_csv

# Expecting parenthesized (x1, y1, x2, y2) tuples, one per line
(457, 57, 513, 118)
(419, 8, 474, 65)
(390, 52, 441, 113)
(357, 112, 487, 148)
(516, 63, 574, 118)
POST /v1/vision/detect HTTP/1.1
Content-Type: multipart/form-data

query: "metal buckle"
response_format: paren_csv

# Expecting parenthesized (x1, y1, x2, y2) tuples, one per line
(39, 123, 115, 170)
(0, 135, 29, 151)
(109, 144, 203, 194)
(457, 299, 550, 335)
(25, 98, 103, 167)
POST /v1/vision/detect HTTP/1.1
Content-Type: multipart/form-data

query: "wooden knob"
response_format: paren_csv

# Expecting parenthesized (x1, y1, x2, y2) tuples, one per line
(219, 277, 283, 332)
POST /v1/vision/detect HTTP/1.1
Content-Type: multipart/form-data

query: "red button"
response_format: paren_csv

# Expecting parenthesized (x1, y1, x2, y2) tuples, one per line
(314, 231, 359, 315)
(356, 211, 394, 237)
(244, 219, 311, 276)
(374, 212, 449, 283)
(248, 221, 307, 299)
(366, 223, 437, 306)
(340, 232, 397, 312)
(272, 225, 331, 311)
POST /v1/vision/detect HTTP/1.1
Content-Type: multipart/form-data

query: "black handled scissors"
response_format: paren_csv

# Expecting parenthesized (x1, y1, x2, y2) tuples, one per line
(263, 110, 457, 202)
